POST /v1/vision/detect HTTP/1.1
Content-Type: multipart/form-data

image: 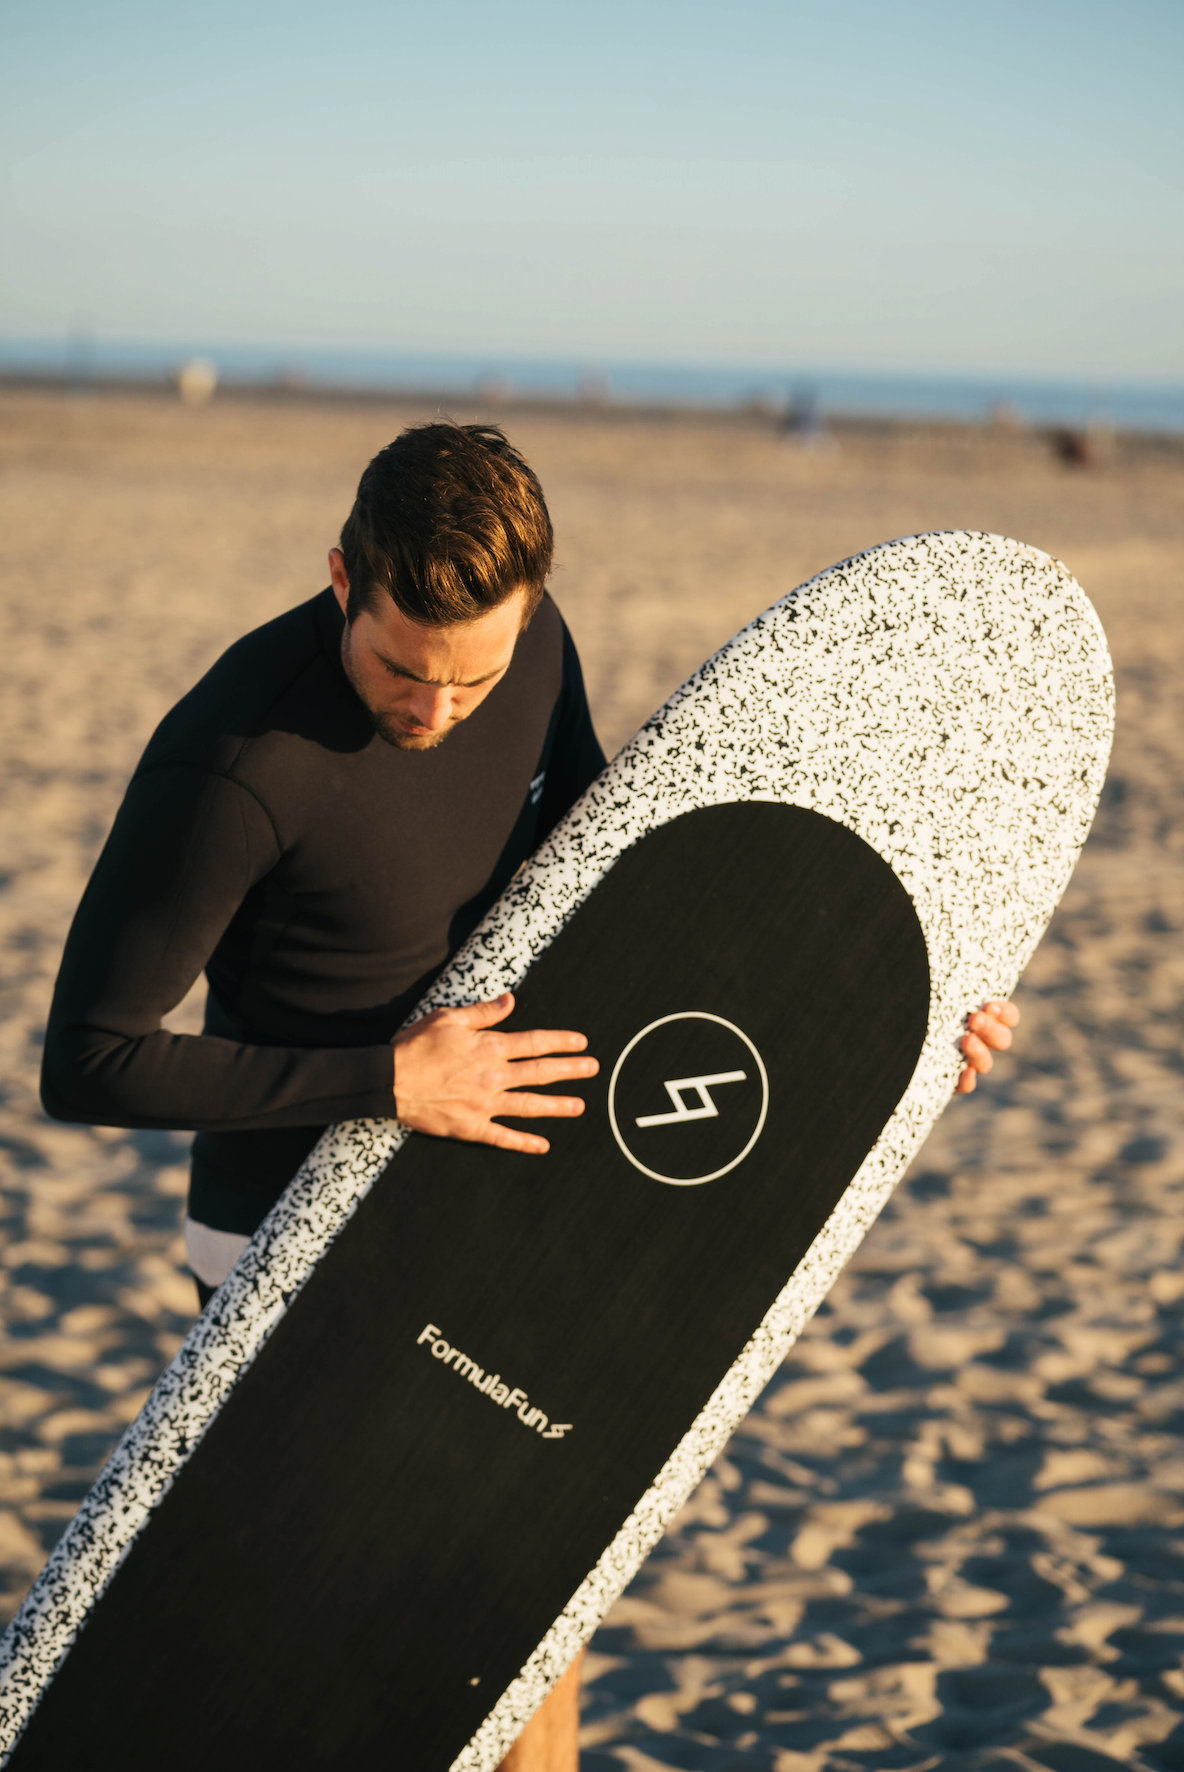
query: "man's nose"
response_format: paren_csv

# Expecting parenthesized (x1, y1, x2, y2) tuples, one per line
(408, 685, 454, 729)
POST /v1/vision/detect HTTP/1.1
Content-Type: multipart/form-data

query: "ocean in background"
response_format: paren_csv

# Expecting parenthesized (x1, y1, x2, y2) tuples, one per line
(3, 336, 1183, 435)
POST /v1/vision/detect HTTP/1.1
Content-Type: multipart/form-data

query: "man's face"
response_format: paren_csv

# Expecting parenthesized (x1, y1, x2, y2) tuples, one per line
(329, 550, 527, 751)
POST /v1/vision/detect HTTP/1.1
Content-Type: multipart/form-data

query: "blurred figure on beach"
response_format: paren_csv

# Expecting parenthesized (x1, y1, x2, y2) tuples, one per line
(176, 358, 218, 408)
(781, 384, 838, 457)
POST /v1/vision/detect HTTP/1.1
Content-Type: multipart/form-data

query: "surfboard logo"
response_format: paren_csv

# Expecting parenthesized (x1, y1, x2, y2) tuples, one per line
(634, 1069, 747, 1128)
(607, 1012, 769, 1185)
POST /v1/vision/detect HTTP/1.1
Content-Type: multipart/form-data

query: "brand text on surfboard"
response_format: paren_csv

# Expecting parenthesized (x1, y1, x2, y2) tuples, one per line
(417, 1325, 572, 1439)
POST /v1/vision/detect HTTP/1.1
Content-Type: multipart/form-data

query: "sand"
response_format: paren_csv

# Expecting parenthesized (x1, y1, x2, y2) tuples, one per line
(0, 387, 1182, 1768)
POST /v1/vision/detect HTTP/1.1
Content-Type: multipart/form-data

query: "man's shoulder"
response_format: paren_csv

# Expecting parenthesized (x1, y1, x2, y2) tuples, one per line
(134, 591, 344, 782)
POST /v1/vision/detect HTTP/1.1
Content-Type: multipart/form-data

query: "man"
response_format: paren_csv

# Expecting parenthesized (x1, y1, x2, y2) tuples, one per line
(41, 421, 1017, 1770)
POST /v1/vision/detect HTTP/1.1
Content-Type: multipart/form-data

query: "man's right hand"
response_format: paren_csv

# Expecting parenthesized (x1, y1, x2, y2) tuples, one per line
(392, 992, 598, 1155)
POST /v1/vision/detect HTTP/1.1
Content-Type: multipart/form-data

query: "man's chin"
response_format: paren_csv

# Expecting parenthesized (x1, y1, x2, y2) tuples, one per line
(370, 713, 455, 751)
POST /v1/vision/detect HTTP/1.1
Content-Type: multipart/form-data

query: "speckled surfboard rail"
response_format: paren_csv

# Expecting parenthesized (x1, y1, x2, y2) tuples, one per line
(0, 532, 1113, 1768)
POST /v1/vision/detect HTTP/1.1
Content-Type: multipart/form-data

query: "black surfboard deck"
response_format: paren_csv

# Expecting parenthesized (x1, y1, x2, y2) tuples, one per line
(0, 533, 1113, 1769)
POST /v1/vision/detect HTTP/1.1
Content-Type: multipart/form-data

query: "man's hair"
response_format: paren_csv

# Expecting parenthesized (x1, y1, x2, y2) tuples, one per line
(339, 422, 553, 626)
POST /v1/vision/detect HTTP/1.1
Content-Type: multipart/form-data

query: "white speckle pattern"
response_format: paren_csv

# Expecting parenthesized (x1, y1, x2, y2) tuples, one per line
(0, 533, 1113, 1769)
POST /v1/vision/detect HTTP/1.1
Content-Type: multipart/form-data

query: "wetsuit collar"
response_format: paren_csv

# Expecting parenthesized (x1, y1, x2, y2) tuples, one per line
(315, 586, 353, 693)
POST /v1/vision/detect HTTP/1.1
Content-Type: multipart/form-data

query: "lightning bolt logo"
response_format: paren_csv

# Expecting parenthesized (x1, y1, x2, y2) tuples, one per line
(635, 1071, 747, 1128)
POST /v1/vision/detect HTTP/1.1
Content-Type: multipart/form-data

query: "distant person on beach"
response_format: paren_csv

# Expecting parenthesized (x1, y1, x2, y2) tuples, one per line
(781, 384, 837, 456)
(40, 420, 1017, 1770)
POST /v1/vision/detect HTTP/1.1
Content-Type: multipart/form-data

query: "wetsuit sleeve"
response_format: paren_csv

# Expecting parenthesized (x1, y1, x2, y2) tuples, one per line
(40, 766, 396, 1132)
(535, 621, 607, 843)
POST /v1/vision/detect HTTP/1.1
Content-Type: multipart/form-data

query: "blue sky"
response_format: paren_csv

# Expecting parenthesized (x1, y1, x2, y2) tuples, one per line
(3, 0, 1181, 377)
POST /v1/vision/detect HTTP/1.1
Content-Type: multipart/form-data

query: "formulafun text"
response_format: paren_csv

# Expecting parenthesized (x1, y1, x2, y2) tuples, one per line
(417, 1324, 572, 1439)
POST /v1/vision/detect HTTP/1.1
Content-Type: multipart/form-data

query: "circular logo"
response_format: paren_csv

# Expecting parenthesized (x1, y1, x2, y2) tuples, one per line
(607, 1012, 769, 1186)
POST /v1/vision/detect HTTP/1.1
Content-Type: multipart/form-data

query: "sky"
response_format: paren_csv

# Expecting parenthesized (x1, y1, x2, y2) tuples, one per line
(3, 0, 1182, 379)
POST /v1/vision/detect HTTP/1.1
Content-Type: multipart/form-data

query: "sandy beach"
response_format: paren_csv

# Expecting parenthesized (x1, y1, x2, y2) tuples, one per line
(1, 386, 1182, 1768)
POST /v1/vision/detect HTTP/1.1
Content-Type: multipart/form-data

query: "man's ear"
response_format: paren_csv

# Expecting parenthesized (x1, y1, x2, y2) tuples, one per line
(328, 548, 351, 617)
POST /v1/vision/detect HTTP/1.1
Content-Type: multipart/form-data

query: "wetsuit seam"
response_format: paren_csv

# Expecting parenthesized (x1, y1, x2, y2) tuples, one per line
(131, 762, 284, 856)
(153, 773, 228, 997)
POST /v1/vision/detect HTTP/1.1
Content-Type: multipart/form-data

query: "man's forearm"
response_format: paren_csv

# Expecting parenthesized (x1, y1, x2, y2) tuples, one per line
(41, 1018, 396, 1133)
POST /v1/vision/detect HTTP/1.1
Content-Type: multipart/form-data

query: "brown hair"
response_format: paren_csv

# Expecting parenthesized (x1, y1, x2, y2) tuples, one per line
(339, 422, 553, 626)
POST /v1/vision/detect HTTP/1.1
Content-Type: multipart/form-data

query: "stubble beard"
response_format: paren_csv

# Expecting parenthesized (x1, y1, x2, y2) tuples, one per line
(366, 708, 461, 751)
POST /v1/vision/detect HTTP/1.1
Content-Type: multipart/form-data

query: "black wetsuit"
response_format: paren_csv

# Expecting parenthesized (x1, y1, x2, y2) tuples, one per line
(41, 589, 605, 1237)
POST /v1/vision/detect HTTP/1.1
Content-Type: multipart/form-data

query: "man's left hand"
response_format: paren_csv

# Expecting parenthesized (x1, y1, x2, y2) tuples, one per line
(956, 999, 1020, 1093)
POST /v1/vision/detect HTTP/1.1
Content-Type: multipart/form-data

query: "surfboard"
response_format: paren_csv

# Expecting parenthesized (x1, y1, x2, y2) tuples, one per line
(0, 531, 1113, 1770)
